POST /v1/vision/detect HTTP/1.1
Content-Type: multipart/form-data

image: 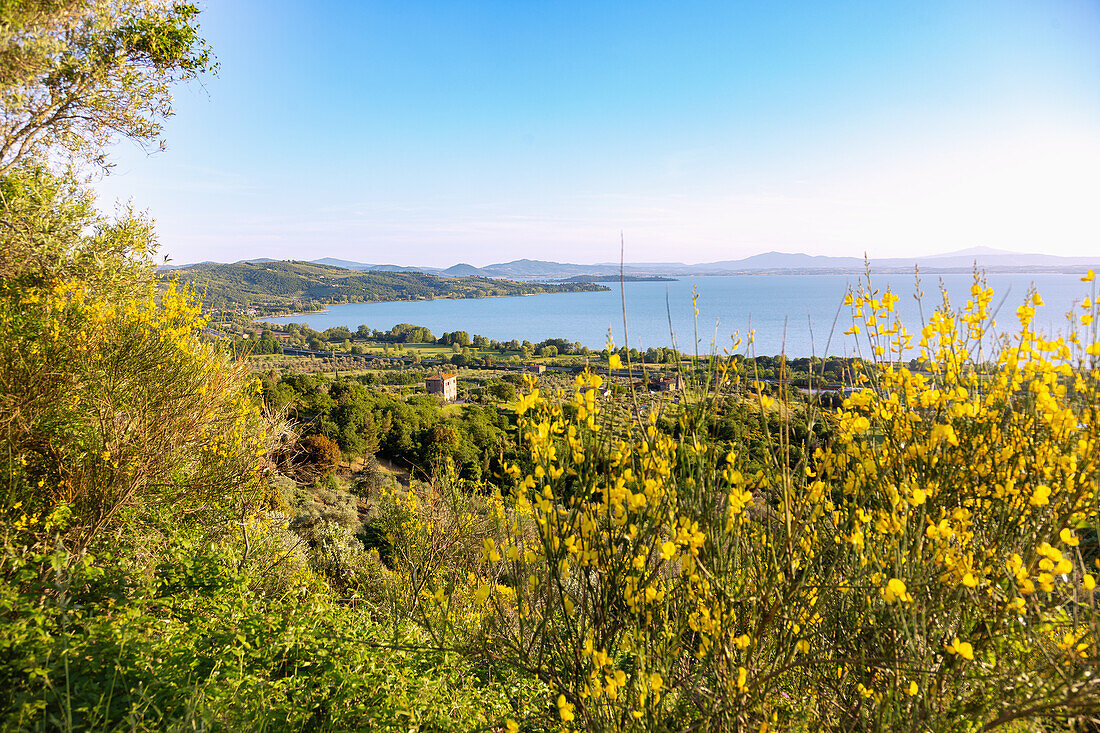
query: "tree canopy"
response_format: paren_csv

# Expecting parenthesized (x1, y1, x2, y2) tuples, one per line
(0, 0, 212, 174)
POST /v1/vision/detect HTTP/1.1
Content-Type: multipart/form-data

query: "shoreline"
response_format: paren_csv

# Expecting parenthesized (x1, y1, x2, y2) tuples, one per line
(253, 307, 330, 322)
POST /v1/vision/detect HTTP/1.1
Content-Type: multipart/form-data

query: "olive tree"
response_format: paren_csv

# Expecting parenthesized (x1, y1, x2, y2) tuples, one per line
(0, 0, 212, 174)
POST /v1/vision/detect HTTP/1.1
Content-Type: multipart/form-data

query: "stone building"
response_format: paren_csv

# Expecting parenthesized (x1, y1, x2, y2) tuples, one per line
(425, 372, 458, 401)
(650, 374, 685, 392)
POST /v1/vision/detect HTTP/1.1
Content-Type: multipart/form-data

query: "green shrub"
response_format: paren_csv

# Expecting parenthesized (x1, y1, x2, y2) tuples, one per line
(0, 517, 546, 731)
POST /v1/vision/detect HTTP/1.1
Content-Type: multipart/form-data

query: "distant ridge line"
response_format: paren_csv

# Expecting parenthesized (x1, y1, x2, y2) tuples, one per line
(158, 248, 1100, 277)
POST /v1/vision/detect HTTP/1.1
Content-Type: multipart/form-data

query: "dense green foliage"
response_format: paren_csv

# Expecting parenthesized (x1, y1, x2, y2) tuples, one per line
(0, 163, 158, 285)
(264, 371, 516, 482)
(0, 511, 544, 730)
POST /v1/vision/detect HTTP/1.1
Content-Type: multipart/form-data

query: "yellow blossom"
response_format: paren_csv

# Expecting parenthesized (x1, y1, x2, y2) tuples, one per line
(557, 695, 574, 722)
(946, 638, 974, 660)
(1029, 484, 1051, 507)
(882, 578, 912, 603)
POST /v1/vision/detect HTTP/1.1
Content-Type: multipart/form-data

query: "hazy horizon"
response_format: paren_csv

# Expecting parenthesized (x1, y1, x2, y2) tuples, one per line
(167, 244, 1097, 270)
(96, 1, 1100, 267)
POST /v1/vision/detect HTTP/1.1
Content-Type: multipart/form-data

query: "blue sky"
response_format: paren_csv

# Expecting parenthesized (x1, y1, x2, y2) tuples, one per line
(96, 1, 1100, 267)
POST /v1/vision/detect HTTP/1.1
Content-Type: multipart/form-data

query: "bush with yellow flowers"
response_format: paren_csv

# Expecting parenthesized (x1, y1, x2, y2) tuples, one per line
(0, 192, 540, 731)
(0, 274, 279, 552)
(409, 273, 1099, 731)
(808, 272, 1099, 729)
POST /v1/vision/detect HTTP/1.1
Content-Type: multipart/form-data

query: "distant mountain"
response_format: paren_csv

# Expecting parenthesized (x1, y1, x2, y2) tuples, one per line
(308, 258, 444, 273)
(368, 263, 443, 273)
(160, 248, 1100, 278)
(703, 252, 867, 271)
(442, 263, 489, 276)
(691, 248, 1100, 274)
(311, 257, 378, 270)
(899, 249, 1097, 270)
(464, 249, 1099, 277)
(478, 259, 623, 278)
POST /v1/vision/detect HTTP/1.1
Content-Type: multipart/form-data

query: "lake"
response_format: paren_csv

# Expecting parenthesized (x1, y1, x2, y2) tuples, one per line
(260, 273, 1090, 358)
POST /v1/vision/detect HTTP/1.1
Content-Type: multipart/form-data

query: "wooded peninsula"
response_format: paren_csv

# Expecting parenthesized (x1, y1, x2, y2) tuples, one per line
(163, 260, 609, 316)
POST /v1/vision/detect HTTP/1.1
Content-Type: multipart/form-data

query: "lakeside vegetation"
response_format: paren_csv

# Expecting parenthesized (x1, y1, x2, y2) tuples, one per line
(220, 314, 861, 390)
(2, 4, 1100, 732)
(163, 260, 609, 317)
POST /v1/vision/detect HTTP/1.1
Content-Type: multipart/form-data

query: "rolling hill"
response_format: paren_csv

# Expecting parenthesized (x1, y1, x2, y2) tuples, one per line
(163, 260, 608, 315)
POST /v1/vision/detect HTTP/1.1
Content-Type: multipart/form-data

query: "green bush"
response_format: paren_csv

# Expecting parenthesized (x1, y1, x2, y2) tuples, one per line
(0, 517, 546, 731)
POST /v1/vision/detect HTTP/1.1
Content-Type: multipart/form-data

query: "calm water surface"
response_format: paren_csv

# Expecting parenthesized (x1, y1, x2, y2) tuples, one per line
(260, 274, 1089, 357)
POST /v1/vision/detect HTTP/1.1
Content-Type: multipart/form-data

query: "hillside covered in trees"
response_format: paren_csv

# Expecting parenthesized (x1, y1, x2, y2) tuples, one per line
(164, 260, 608, 314)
